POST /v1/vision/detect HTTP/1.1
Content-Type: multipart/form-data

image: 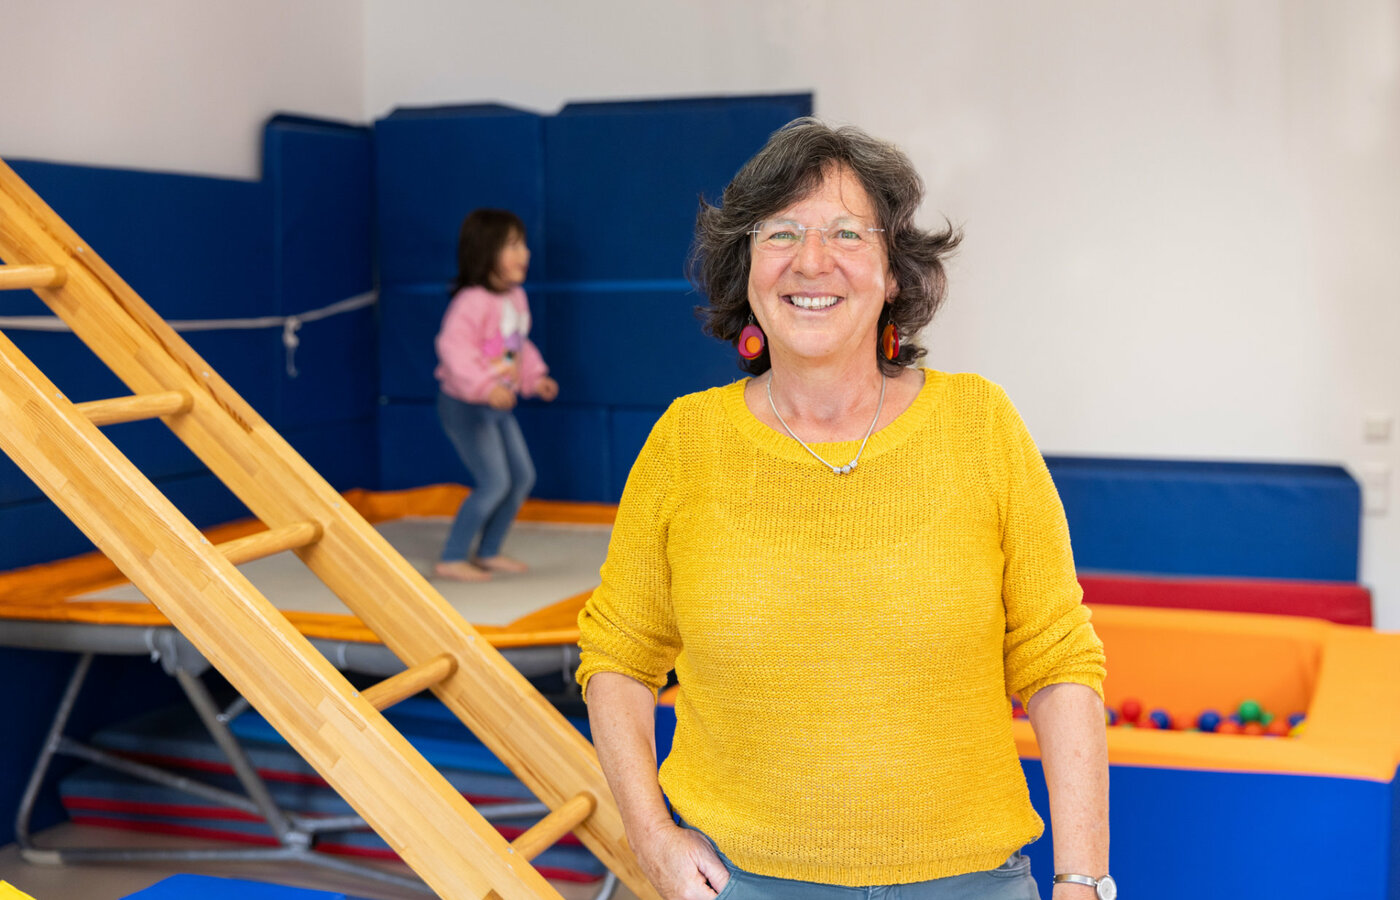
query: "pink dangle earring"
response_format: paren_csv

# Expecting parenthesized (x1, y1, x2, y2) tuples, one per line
(881, 321, 900, 361)
(738, 315, 766, 360)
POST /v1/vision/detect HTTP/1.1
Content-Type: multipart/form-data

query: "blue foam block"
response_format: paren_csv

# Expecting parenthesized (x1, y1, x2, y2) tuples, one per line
(230, 697, 592, 778)
(1046, 457, 1362, 581)
(122, 874, 346, 899)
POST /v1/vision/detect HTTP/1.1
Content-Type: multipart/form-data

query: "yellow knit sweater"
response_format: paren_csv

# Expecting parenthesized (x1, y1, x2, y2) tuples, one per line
(577, 369, 1105, 886)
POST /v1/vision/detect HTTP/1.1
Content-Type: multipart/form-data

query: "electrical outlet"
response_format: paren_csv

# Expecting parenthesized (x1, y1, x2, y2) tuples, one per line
(1358, 463, 1392, 515)
(1363, 414, 1394, 443)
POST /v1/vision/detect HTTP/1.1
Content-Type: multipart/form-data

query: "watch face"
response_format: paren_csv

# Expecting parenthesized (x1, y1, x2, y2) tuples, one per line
(1097, 875, 1118, 900)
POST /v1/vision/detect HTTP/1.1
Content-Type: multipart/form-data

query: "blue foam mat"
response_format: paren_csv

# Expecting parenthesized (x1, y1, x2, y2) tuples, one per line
(123, 873, 349, 899)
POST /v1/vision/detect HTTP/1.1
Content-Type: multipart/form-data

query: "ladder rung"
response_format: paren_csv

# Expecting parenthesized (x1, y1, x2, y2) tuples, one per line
(510, 792, 597, 862)
(0, 263, 66, 290)
(361, 653, 458, 711)
(75, 390, 192, 426)
(215, 521, 323, 567)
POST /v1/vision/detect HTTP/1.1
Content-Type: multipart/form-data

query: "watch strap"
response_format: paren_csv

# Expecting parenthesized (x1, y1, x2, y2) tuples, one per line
(1053, 874, 1098, 887)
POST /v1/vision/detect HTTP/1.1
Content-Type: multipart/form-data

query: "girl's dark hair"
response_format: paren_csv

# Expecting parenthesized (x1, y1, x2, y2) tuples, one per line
(689, 118, 961, 375)
(453, 208, 526, 293)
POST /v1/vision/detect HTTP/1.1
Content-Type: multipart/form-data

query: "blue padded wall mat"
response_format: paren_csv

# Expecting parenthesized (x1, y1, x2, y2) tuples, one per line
(1045, 456, 1362, 582)
(375, 104, 545, 289)
(263, 114, 376, 431)
(264, 114, 374, 316)
(377, 401, 615, 502)
(537, 286, 742, 407)
(1021, 759, 1400, 900)
(0, 116, 376, 572)
(4, 159, 273, 319)
(543, 94, 811, 282)
(372, 94, 810, 501)
(377, 284, 451, 401)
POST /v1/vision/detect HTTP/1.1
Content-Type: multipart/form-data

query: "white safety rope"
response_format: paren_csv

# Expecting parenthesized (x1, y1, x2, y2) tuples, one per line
(0, 291, 377, 377)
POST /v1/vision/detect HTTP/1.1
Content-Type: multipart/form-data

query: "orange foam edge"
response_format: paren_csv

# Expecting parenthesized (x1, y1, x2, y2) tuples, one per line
(0, 485, 611, 649)
(1014, 604, 1400, 782)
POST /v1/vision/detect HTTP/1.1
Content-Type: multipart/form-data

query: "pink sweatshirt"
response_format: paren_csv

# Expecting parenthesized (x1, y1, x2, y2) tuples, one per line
(434, 285, 549, 404)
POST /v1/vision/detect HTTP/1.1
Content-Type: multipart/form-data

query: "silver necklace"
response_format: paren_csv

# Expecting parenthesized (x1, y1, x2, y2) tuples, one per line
(767, 374, 886, 475)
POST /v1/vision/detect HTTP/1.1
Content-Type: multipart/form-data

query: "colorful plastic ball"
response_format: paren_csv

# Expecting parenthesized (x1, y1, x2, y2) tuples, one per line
(1196, 710, 1221, 733)
(1216, 720, 1242, 735)
(1148, 709, 1173, 730)
(1259, 711, 1275, 727)
(1289, 721, 1308, 738)
(1237, 699, 1263, 723)
(1266, 719, 1291, 737)
(1242, 721, 1266, 736)
(1104, 707, 1119, 726)
(1288, 712, 1307, 728)
(1120, 698, 1142, 723)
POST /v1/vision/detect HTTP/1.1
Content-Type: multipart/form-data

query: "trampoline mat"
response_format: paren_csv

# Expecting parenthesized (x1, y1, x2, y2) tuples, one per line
(0, 485, 615, 646)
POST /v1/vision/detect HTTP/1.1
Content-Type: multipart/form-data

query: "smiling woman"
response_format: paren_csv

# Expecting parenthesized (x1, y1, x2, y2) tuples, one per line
(578, 118, 1112, 900)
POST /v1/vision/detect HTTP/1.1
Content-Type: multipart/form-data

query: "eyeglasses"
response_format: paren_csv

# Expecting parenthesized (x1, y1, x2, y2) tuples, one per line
(749, 219, 885, 256)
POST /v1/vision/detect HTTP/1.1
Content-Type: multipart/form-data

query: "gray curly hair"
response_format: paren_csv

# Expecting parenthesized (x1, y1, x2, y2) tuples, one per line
(689, 117, 961, 375)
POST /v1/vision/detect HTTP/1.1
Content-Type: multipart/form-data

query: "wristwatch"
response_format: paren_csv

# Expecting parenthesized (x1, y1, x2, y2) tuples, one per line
(1053, 873, 1117, 899)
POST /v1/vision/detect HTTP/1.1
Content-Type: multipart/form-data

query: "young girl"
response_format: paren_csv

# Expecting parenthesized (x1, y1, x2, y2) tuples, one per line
(433, 209, 558, 582)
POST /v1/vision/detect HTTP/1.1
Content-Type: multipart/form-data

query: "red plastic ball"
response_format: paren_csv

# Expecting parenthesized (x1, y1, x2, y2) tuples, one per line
(1120, 698, 1142, 723)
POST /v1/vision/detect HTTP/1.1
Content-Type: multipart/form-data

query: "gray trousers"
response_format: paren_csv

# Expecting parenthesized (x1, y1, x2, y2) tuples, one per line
(689, 826, 1042, 900)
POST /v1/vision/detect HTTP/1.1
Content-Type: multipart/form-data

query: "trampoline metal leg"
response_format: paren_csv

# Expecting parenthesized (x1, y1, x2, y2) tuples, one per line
(15, 652, 93, 856)
(594, 870, 620, 900)
(174, 668, 296, 844)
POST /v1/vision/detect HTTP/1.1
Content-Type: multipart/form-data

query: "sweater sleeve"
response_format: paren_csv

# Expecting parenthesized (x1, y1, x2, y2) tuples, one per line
(434, 289, 496, 403)
(576, 406, 683, 699)
(990, 385, 1106, 703)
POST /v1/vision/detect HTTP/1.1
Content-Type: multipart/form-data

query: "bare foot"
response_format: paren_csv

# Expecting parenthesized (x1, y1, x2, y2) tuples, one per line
(434, 561, 492, 582)
(475, 555, 529, 574)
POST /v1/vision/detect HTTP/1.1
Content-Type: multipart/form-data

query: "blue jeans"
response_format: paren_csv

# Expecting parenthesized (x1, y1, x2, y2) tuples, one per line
(436, 393, 535, 562)
(685, 824, 1040, 900)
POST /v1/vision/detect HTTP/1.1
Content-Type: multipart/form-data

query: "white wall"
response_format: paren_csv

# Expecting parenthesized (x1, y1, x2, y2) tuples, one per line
(0, 0, 363, 179)
(367, 0, 1400, 629)
(3, 1, 1397, 626)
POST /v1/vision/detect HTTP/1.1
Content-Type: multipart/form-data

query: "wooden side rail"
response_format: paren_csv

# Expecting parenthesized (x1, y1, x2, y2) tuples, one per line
(510, 792, 597, 862)
(75, 390, 192, 426)
(0, 262, 65, 289)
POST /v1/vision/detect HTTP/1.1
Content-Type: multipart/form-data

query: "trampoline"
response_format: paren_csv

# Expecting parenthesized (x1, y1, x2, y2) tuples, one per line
(0, 485, 616, 896)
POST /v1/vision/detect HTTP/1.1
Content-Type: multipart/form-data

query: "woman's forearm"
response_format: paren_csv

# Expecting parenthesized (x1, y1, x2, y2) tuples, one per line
(586, 671, 674, 843)
(1026, 682, 1110, 895)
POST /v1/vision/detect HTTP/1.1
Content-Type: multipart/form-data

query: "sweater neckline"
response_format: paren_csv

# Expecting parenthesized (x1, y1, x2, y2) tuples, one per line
(721, 368, 941, 468)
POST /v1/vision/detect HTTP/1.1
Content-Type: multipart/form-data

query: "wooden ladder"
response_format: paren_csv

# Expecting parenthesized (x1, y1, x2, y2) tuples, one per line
(0, 157, 659, 900)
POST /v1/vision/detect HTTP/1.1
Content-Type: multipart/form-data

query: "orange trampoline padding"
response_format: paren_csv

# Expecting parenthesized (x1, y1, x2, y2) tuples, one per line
(0, 485, 615, 649)
(1014, 605, 1400, 781)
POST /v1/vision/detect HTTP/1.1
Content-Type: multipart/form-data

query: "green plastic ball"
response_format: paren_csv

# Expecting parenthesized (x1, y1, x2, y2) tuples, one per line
(1238, 699, 1263, 723)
